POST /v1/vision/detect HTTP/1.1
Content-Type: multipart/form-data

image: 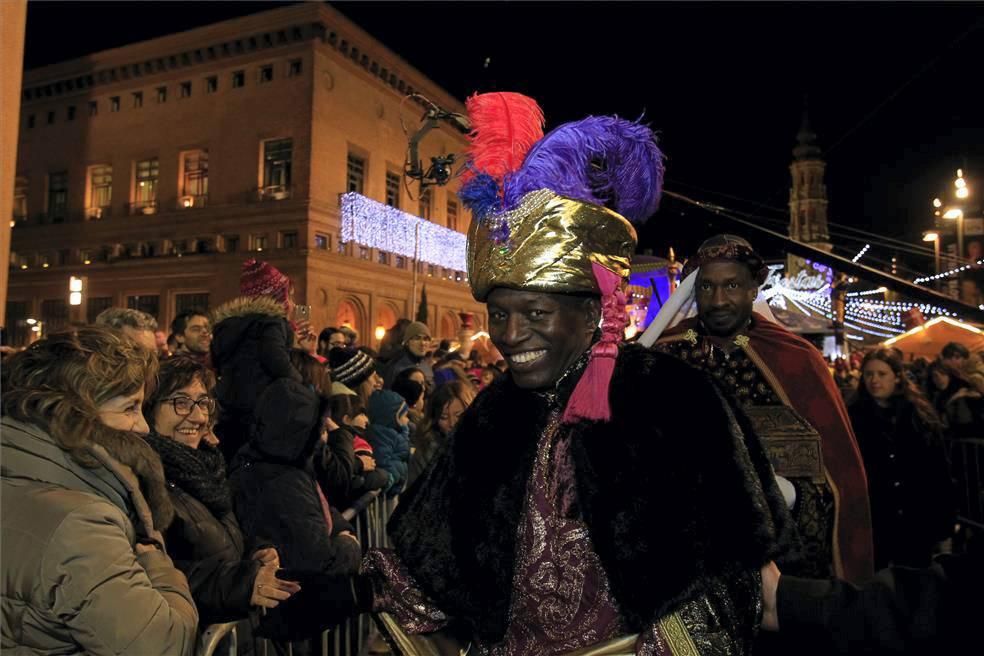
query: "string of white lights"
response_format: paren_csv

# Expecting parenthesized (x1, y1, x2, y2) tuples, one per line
(851, 244, 871, 263)
(914, 259, 984, 284)
(846, 287, 888, 297)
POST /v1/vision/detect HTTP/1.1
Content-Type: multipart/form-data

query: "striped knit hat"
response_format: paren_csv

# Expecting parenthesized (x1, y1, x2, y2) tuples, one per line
(328, 347, 376, 388)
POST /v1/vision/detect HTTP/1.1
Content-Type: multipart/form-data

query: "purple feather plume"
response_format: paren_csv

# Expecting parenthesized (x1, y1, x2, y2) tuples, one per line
(458, 171, 501, 222)
(502, 116, 665, 224)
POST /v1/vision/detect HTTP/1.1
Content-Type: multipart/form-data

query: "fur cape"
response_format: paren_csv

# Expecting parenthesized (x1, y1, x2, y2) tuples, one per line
(388, 343, 793, 643)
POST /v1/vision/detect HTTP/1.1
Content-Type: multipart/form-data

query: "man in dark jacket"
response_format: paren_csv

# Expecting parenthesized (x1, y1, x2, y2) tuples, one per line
(381, 321, 435, 391)
(211, 259, 302, 460)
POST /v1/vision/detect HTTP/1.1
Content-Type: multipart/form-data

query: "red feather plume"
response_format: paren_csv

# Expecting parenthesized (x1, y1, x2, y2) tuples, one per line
(461, 92, 545, 188)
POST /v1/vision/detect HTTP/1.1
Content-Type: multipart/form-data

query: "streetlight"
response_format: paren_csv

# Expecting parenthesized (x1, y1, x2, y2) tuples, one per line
(943, 208, 965, 261)
(923, 231, 941, 283)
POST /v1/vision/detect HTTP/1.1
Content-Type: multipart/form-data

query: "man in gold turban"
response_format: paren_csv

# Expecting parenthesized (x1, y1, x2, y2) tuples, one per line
(359, 93, 793, 655)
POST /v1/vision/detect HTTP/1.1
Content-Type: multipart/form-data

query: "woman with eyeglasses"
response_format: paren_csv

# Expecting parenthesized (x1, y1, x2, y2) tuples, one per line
(143, 356, 299, 630)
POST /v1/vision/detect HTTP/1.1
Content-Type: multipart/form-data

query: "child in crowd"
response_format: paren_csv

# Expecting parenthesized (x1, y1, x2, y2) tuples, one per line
(366, 390, 412, 496)
(324, 394, 389, 507)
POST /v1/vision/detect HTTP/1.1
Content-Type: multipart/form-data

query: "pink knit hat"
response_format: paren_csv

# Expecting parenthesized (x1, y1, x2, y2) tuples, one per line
(240, 258, 291, 306)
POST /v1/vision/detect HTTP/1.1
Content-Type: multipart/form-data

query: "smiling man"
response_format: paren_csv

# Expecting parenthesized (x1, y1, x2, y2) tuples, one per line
(358, 93, 794, 656)
(651, 235, 874, 588)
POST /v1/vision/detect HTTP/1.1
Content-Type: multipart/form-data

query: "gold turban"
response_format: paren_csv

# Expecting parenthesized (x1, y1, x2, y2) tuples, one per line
(467, 189, 638, 302)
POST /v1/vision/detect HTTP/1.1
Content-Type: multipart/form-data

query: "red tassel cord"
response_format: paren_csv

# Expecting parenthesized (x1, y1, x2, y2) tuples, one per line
(562, 262, 627, 424)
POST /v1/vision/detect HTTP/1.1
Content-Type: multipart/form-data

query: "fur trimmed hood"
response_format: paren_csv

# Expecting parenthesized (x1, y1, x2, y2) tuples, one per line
(211, 295, 287, 326)
(389, 343, 793, 642)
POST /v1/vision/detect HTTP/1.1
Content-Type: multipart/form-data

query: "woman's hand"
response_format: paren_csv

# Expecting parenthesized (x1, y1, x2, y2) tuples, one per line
(251, 563, 300, 609)
(358, 455, 376, 471)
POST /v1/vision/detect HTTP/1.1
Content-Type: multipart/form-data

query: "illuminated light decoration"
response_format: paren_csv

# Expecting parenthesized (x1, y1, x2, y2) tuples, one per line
(847, 287, 887, 297)
(340, 192, 467, 272)
(914, 258, 984, 284)
(883, 316, 984, 347)
(851, 244, 871, 263)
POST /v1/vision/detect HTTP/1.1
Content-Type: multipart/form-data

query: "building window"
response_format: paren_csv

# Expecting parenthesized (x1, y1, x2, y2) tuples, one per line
(288, 58, 302, 76)
(47, 111, 55, 125)
(179, 81, 192, 98)
(175, 293, 210, 315)
(396, 255, 407, 269)
(180, 149, 209, 206)
(385, 171, 401, 208)
(5, 301, 30, 347)
(281, 231, 298, 249)
(252, 235, 267, 251)
(39, 254, 51, 269)
(87, 297, 114, 324)
(427, 264, 435, 277)
(315, 234, 329, 250)
(359, 246, 370, 260)
(26, 114, 35, 129)
(262, 138, 292, 192)
(127, 295, 160, 321)
(259, 65, 273, 83)
(110, 96, 120, 112)
(447, 199, 459, 231)
(47, 171, 68, 222)
(225, 235, 239, 252)
(41, 299, 69, 334)
(205, 76, 218, 93)
(66, 105, 76, 121)
(337, 233, 347, 254)
(133, 158, 159, 213)
(419, 187, 432, 220)
(13, 178, 27, 223)
(88, 101, 98, 116)
(132, 91, 143, 108)
(80, 249, 93, 264)
(157, 86, 167, 103)
(87, 165, 112, 218)
(377, 251, 390, 265)
(346, 152, 366, 194)
(232, 70, 245, 88)
(56, 249, 70, 266)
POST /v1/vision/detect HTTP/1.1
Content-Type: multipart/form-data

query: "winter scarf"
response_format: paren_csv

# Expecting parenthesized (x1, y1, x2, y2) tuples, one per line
(144, 433, 233, 517)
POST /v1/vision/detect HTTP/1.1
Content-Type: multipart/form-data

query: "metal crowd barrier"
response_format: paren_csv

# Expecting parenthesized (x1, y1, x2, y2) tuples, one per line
(947, 437, 984, 531)
(198, 490, 392, 656)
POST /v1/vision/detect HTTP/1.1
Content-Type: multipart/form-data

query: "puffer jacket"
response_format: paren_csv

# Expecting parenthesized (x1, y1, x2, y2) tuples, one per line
(228, 379, 361, 640)
(210, 295, 301, 460)
(1, 417, 198, 655)
(366, 391, 411, 495)
(145, 433, 260, 625)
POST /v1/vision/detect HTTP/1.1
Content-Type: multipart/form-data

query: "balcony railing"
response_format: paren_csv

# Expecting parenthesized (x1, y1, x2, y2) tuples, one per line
(85, 206, 111, 220)
(129, 200, 158, 215)
(178, 194, 208, 209)
(257, 184, 291, 201)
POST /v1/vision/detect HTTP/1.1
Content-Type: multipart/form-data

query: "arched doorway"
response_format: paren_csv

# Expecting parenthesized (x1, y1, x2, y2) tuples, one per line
(374, 302, 399, 346)
(440, 311, 459, 341)
(335, 297, 367, 344)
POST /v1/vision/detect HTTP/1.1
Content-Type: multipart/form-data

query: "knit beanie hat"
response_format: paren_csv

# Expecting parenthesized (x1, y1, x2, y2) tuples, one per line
(402, 321, 431, 344)
(329, 347, 376, 388)
(368, 389, 409, 429)
(240, 258, 291, 307)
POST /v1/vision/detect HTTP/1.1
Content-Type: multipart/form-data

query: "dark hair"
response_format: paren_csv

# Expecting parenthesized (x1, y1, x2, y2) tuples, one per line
(927, 359, 973, 392)
(941, 342, 970, 360)
(420, 380, 475, 438)
(289, 348, 331, 397)
(393, 366, 425, 387)
(392, 378, 425, 409)
(327, 393, 366, 425)
(171, 309, 208, 335)
(858, 349, 941, 430)
(143, 356, 216, 432)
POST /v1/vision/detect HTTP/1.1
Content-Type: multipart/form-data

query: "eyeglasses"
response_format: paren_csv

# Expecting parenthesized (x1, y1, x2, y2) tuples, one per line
(162, 395, 215, 416)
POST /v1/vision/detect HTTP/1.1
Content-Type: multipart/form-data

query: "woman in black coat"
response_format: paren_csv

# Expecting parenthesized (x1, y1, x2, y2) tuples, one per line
(927, 359, 984, 439)
(849, 349, 956, 570)
(143, 357, 298, 627)
(229, 378, 362, 642)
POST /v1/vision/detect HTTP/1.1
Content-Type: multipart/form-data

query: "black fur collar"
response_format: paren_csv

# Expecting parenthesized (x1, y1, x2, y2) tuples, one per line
(389, 343, 792, 642)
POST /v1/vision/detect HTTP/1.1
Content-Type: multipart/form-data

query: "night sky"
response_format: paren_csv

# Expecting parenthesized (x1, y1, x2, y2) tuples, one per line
(23, 1, 984, 276)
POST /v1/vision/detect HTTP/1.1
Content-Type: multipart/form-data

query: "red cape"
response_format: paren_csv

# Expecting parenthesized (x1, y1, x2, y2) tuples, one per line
(662, 314, 874, 583)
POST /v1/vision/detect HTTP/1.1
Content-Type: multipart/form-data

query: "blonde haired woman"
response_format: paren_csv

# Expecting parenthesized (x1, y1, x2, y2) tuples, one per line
(1, 326, 198, 655)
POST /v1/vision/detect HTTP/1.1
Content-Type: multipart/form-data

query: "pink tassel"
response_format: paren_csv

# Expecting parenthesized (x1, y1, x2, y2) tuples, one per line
(562, 262, 627, 424)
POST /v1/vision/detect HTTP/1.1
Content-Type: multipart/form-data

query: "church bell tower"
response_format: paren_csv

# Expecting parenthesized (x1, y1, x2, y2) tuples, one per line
(787, 110, 832, 277)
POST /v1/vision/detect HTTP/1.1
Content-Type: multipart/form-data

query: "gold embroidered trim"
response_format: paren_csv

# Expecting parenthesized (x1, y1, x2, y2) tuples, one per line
(683, 329, 699, 346)
(657, 613, 700, 656)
